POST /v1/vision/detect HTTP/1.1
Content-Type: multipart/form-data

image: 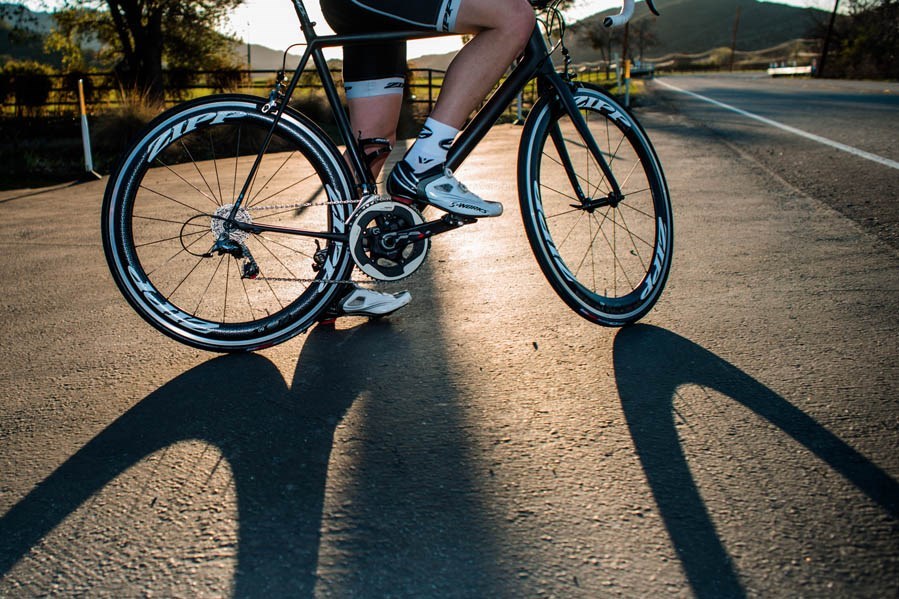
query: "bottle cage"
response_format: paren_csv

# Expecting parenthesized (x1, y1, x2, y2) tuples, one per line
(357, 137, 393, 172)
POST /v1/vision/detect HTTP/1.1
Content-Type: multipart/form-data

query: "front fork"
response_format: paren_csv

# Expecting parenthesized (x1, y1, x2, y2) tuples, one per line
(541, 78, 624, 207)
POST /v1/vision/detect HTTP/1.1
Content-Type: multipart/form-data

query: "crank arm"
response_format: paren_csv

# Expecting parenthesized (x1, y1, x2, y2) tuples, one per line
(381, 213, 477, 246)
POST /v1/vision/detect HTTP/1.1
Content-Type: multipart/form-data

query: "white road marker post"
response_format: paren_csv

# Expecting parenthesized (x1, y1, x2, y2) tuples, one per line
(78, 79, 101, 181)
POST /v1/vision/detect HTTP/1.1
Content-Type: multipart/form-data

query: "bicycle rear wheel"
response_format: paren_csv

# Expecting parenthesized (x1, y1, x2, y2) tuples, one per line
(518, 84, 672, 326)
(102, 95, 355, 351)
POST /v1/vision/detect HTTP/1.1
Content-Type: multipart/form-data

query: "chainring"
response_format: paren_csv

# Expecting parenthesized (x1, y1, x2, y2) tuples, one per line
(348, 198, 429, 281)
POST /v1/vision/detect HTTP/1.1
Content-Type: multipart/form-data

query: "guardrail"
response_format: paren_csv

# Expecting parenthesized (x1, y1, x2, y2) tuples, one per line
(767, 65, 814, 77)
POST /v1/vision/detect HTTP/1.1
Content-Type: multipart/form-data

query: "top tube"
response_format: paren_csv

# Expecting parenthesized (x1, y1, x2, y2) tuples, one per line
(290, 0, 452, 48)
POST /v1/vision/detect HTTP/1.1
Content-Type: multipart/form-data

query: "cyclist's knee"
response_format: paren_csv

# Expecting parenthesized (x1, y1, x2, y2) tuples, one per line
(459, 0, 535, 40)
(507, 0, 537, 43)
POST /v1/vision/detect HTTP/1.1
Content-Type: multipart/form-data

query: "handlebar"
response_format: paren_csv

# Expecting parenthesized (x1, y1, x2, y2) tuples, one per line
(603, 0, 660, 28)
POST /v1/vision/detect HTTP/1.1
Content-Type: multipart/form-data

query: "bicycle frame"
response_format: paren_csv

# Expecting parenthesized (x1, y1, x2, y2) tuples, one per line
(229, 0, 623, 239)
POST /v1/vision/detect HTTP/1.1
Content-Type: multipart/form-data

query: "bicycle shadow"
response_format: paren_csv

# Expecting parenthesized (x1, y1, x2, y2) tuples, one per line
(613, 325, 898, 599)
(0, 311, 503, 595)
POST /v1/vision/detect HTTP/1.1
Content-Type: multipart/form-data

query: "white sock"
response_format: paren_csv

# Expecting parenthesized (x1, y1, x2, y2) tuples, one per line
(404, 117, 458, 173)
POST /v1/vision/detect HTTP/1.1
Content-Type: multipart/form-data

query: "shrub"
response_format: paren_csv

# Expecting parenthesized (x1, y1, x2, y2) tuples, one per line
(2, 60, 54, 114)
(0, 73, 10, 104)
(207, 67, 244, 92)
(92, 96, 162, 169)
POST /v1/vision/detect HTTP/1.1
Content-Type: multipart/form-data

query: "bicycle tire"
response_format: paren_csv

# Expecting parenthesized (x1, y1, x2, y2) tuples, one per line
(102, 94, 355, 351)
(518, 83, 672, 326)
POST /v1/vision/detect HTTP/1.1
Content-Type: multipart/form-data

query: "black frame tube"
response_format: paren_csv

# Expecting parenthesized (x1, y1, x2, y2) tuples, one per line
(229, 0, 622, 232)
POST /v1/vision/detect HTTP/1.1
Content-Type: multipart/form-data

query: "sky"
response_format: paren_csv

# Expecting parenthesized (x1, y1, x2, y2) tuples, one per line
(227, 0, 838, 59)
(20, 0, 839, 60)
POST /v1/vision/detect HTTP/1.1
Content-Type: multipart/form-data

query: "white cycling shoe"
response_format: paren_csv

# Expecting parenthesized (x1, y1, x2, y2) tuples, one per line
(337, 286, 412, 317)
(386, 160, 503, 218)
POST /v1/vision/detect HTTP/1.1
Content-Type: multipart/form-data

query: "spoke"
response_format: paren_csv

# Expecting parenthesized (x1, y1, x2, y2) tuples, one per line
(247, 151, 299, 208)
(138, 184, 210, 216)
(618, 196, 657, 222)
(589, 209, 597, 291)
(595, 208, 637, 293)
(210, 130, 225, 208)
(257, 234, 316, 261)
(544, 206, 584, 220)
(253, 235, 302, 279)
(165, 251, 209, 301)
(144, 231, 212, 277)
(611, 208, 649, 272)
(193, 254, 225, 316)
(154, 158, 220, 208)
(572, 214, 604, 282)
(554, 208, 587, 253)
(617, 154, 644, 192)
(539, 180, 580, 205)
(592, 207, 654, 250)
(238, 260, 255, 320)
(181, 140, 221, 206)
(133, 214, 207, 227)
(223, 255, 230, 323)
(260, 269, 286, 312)
(134, 228, 207, 249)
(250, 173, 325, 209)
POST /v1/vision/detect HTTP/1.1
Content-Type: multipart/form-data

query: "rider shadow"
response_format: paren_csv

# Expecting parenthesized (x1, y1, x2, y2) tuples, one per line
(613, 325, 898, 599)
(1, 309, 503, 595)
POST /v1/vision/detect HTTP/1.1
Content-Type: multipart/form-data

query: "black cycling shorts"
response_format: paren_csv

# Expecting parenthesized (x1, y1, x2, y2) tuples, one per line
(321, 0, 464, 98)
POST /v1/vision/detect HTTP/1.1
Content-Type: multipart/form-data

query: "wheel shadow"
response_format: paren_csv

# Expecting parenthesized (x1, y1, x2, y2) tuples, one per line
(1, 309, 504, 595)
(613, 324, 899, 599)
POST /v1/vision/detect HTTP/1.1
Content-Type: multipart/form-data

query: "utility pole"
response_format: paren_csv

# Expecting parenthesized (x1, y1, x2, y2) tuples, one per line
(729, 6, 741, 72)
(818, 0, 840, 77)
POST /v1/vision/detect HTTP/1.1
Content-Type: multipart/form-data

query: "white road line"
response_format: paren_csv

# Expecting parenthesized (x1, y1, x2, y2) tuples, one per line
(656, 78, 899, 171)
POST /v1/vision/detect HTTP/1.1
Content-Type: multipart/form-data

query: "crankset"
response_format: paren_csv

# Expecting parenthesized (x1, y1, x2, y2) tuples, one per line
(348, 197, 430, 281)
(347, 196, 481, 281)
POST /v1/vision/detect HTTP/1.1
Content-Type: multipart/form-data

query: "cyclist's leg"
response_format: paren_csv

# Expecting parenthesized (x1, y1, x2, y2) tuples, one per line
(430, 0, 535, 129)
(386, 0, 534, 217)
(335, 42, 413, 318)
(342, 41, 406, 179)
(346, 94, 403, 179)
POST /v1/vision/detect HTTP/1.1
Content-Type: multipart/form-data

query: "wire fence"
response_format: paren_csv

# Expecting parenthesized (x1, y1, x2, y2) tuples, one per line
(0, 66, 622, 118)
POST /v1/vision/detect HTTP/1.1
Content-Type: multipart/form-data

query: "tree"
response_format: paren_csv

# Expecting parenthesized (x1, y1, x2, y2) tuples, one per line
(54, 0, 244, 102)
(632, 17, 658, 62)
(816, 0, 898, 78)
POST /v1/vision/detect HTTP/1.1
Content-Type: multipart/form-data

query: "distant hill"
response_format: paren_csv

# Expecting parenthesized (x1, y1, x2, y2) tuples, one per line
(413, 0, 828, 70)
(567, 0, 827, 62)
(0, 3, 58, 65)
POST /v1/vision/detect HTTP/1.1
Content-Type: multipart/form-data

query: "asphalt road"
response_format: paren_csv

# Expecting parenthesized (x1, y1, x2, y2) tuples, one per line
(0, 77, 897, 597)
(648, 74, 899, 248)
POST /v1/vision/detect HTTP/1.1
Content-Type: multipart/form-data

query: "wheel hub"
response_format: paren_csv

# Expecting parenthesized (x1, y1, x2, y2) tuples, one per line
(211, 204, 253, 243)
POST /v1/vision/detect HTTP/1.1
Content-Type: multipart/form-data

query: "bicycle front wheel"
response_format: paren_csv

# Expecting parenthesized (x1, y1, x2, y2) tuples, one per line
(102, 95, 355, 351)
(518, 84, 672, 326)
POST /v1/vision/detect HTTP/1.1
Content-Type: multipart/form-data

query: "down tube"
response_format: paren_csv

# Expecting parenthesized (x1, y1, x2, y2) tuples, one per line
(445, 29, 546, 171)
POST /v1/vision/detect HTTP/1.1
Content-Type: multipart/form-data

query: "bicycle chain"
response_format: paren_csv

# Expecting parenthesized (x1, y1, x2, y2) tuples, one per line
(243, 198, 378, 286)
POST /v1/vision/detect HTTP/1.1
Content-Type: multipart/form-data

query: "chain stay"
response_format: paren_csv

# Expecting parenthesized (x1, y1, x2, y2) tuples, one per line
(244, 198, 363, 285)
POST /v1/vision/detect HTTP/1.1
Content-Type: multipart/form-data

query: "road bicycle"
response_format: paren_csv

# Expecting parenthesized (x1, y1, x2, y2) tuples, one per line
(101, 0, 671, 352)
